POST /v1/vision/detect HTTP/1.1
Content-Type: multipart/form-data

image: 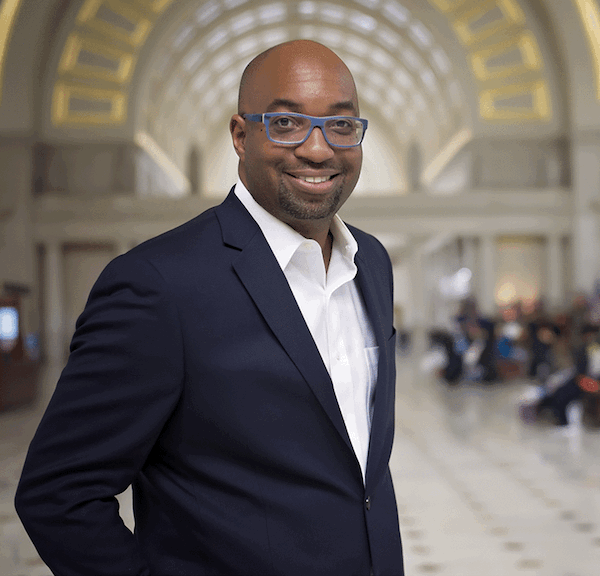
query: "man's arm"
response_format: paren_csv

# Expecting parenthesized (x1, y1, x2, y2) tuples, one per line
(15, 254, 183, 576)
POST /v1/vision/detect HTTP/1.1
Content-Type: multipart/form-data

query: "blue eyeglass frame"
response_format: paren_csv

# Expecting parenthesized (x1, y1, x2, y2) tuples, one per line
(242, 112, 368, 147)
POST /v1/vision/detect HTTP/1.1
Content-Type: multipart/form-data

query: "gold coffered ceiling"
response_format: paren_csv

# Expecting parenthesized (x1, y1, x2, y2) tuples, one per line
(48, 0, 556, 133)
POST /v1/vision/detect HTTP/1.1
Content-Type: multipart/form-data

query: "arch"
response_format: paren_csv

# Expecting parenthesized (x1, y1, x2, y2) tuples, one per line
(0, 0, 581, 196)
(0, 0, 24, 106)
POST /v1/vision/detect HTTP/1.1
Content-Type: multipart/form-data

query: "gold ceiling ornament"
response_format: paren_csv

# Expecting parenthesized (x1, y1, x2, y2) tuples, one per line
(76, 0, 153, 48)
(52, 0, 173, 127)
(53, 81, 127, 126)
(429, 0, 552, 122)
(132, 0, 174, 14)
(429, 0, 471, 12)
(58, 33, 137, 84)
(452, 0, 526, 47)
(479, 81, 551, 121)
(470, 31, 542, 82)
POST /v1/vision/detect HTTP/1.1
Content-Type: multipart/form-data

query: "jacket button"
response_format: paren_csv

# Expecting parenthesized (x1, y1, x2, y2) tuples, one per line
(365, 496, 371, 510)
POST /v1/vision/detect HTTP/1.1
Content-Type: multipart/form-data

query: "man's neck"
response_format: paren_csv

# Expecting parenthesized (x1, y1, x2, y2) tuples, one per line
(287, 220, 334, 270)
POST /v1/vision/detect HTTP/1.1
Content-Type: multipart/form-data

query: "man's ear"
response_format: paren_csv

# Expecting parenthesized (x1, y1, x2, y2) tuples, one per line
(230, 114, 246, 161)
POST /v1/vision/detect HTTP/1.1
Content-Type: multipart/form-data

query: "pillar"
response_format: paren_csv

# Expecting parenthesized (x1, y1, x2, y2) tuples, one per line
(44, 241, 65, 364)
(408, 242, 428, 357)
(479, 235, 497, 317)
(461, 236, 478, 300)
(546, 234, 564, 312)
(572, 139, 600, 293)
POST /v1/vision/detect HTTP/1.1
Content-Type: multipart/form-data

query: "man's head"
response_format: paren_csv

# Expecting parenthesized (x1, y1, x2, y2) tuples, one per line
(230, 40, 363, 238)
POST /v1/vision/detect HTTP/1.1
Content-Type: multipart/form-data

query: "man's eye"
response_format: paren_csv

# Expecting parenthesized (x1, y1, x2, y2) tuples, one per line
(272, 116, 298, 130)
(330, 119, 353, 132)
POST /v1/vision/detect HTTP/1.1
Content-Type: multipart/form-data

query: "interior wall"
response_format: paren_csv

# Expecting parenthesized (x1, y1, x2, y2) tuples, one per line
(203, 129, 239, 198)
(474, 140, 568, 189)
(0, 142, 36, 335)
(62, 243, 116, 351)
(429, 150, 473, 195)
(355, 120, 406, 196)
(495, 236, 544, 307)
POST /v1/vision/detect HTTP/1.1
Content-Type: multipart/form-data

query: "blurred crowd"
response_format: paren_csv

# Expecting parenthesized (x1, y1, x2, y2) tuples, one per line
(428, 293, 600, 428)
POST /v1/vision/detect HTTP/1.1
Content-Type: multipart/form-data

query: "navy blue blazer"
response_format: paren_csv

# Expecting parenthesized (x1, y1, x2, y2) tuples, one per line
(16, 189, 403, 576)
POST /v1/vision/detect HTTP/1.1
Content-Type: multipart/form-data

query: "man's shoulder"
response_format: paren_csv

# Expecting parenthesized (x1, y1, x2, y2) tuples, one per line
(89, 205, 222, 292)
(125, 189, 246, 263)
(130, 204, 221, 260)
(99, 195, 237, 285)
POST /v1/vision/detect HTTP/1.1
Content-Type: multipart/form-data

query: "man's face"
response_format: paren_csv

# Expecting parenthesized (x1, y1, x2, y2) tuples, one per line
(231, 48, 362, 231)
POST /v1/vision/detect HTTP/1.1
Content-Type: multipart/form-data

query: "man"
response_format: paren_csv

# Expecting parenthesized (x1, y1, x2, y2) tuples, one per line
(16, 40, 403, 575)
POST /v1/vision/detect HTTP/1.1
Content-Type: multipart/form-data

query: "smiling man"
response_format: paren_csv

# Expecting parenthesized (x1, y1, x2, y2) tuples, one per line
(231, 41, 363, 247)
(16, 40, 404, 576)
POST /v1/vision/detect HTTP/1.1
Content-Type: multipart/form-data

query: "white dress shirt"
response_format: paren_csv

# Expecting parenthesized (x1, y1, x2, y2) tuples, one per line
(234, 180, 379, 480)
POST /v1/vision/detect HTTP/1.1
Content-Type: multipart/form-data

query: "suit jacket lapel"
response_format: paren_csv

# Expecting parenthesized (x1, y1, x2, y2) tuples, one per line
(215, 191, 354, 454)
(355, 250, 395, 488)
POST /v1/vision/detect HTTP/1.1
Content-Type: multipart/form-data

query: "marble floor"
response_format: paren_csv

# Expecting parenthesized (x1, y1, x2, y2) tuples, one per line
(1, 356, 600, 576)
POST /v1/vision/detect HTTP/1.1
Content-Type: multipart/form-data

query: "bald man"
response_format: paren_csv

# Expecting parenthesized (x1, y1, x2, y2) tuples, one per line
(16, 41, 404, 576)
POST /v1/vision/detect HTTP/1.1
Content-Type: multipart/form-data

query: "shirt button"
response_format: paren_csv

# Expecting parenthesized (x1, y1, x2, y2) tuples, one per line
(365, 496, 371, 510)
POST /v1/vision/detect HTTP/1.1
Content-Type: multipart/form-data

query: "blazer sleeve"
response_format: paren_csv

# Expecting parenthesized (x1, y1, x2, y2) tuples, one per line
(15, 254, 184, 576)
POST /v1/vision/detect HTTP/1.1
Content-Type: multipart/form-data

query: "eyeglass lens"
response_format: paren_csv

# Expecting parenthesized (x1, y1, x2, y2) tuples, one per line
(266, 115, 364, 146)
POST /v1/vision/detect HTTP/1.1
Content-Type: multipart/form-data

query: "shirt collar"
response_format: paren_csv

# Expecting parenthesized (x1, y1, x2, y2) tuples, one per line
(234, 179, 358, 270)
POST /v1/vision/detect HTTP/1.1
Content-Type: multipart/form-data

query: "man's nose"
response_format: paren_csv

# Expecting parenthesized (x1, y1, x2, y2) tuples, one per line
(294, 127, 335, 163)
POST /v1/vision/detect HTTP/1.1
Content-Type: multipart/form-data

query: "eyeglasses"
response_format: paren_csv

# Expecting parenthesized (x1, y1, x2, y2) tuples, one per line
(243, 112, 368, 148)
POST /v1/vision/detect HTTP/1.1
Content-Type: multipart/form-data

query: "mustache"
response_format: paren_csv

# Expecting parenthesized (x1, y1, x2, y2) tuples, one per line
(284, 163, 345, 171)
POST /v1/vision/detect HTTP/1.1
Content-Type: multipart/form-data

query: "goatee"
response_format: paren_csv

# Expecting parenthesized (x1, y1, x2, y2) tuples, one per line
(278, 180, 344, 221)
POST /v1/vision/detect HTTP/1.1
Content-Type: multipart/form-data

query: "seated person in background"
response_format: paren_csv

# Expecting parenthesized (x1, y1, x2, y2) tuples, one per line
(527, 305, 550, 378)
(536, 325, 582, 426)
(429, 329, 463, 384)
(463, 319, 498, 383)
(575, 324, 600, 427)
(531, 322, 559, 384)
(573, 324, 600, 376)
(497, 321, 528, 379)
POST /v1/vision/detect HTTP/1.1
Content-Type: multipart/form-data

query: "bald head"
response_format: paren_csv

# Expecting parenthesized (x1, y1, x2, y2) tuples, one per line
(238, 40, 359, 114)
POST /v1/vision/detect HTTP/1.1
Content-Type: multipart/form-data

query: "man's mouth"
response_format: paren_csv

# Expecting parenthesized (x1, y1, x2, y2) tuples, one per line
(296, 175, 334, 183)
(288, 173, 338, 183)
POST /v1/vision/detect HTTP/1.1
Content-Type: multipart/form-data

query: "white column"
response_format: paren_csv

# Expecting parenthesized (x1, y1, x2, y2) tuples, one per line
(44, 241, 65, 364)
(546, 234, 564, 312)
(462, 237, 477, 271)
(461, 236, 478, 300)
(427, 247, 440, 326)
(572, 140, 600, 292)
(408, 242, 427, 357)
(479, 235, 497, 317)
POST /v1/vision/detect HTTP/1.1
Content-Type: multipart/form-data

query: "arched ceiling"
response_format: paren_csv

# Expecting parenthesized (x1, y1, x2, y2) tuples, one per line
(141, 0, 466, 155)
(3, 0, 596, 194)
(37, 0, 567, 183)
